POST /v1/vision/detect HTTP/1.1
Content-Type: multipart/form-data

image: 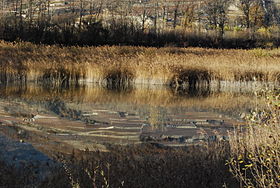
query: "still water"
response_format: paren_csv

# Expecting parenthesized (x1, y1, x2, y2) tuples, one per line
(0, 83, 264, 152)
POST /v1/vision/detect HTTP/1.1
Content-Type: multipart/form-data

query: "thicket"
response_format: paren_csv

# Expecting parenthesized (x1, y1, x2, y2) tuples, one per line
(1, 0, 280, 48)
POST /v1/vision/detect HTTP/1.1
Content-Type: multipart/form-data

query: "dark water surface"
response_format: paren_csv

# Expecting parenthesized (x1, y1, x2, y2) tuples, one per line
(0, 83, 264, 152)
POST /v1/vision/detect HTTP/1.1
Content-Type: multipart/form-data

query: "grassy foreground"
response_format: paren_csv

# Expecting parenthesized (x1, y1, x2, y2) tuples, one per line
(0, 142, 237, 188)
(0, 41, 280, 88)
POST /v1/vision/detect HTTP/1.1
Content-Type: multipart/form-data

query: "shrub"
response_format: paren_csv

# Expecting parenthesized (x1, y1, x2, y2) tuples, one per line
(227, 89, 280, 187)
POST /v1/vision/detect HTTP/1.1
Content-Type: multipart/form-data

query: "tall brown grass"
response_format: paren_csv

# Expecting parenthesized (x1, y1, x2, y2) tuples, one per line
(0, 41, 280, 88)
(228, 89, 280, 187)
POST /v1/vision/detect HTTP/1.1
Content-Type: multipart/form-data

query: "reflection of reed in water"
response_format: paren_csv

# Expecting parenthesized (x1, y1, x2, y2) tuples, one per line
(0, 83, 264, 117)
(147, 107, 168, 131)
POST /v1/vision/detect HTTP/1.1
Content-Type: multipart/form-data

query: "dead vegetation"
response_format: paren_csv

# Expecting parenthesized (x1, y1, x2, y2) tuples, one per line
(227, 89, 280, 187)
(0, 41, 279, 89)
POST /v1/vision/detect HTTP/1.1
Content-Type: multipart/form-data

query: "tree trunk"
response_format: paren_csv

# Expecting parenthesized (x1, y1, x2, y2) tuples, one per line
(142, 9, 146, 32)
(173, 4, 179, 29)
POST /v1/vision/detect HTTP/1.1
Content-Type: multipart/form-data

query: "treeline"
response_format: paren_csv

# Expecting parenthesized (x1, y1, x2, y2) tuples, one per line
(0, 0, 280, 48)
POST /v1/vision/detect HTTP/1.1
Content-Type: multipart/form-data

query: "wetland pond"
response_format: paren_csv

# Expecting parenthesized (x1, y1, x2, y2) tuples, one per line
(0, 82, 271, 153)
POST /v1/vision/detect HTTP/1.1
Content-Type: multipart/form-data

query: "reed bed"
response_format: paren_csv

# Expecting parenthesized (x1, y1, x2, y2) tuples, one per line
(0, 41, 280, 88)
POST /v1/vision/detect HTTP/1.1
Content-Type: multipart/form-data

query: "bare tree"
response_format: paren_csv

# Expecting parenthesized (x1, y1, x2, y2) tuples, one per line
(203, 0, 233, 38)
(181, 2, 196, 30)
(78, 0, 84, 31)
(161, 3, 167, 30)
(27, 0, 34, 29)
(137, 1, 152, 32)
(250, 1, 266, 28)
(238, 0, 255, 29)
(173, 1, 180, 29)
(259, 0, 280, 26)
(153, 1, 159, 32)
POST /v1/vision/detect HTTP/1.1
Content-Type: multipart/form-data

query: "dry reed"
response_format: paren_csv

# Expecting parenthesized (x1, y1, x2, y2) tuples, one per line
(228, 89, 280, 187)
(0, 41, 280, 88)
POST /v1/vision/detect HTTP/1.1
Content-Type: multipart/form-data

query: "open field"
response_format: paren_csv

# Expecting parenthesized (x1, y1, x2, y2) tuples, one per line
(0, 41, 280, 89)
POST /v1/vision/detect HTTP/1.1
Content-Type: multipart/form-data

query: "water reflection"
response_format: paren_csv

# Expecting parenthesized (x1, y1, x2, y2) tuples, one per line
(0, 83, 260, 116)
(170, 85, 212, 98)
(0, 83, 262, 149)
